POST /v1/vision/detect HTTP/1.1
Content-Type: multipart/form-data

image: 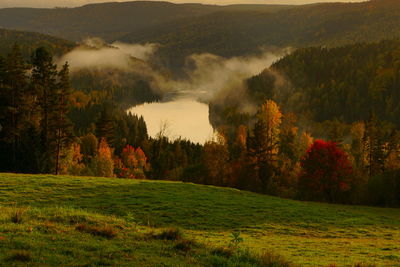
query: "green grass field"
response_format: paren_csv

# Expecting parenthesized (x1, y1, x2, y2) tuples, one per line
(0, 173, 399, 266)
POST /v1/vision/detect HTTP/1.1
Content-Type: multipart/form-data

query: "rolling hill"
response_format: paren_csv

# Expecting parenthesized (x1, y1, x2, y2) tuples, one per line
(0, 173, 399, 266)
(122, 0, 400, 70)
(0, 28, 75, 57)
(2, 0, 400, 72)
(0, 1, 294, 42)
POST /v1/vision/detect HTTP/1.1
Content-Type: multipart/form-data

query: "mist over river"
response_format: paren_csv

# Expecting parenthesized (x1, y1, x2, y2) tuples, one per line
(128, 98, 214, 144)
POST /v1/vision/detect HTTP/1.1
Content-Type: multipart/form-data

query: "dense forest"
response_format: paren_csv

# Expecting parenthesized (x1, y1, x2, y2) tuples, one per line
(122, 0, 400, 71)
(1, 1, 400, 72)
(206, 39, 400, 207)
(247, 39, 400, 126)
(0, 45, 202, 181)
(1, 41, 400, 207)
(1, 0, 400, 208)
(0, 2, 292, 42)
(0, 28, 75, 57)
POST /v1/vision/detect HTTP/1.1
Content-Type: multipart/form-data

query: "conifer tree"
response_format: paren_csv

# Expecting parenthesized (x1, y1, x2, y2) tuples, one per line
(2, 45, 29, 171)
(364, 113, 386, 177)
(247, 100, 282, 193)
(96, 104, 115, 146)
(51, 62, 74, 174)
(31, 47, 58, 173)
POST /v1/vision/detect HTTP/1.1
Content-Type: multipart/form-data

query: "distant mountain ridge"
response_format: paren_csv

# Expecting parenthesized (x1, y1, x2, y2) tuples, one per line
(1, 0, 399, 72)
(0, 1, 294, 42)
(121, 0, 400, 63)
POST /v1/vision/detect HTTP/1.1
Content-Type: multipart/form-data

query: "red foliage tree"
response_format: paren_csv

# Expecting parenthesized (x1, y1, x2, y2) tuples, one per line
(299, 140, 353, 203)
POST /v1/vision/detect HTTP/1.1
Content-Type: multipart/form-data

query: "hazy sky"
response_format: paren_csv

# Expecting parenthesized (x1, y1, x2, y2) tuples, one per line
(0, 0, 366, 8)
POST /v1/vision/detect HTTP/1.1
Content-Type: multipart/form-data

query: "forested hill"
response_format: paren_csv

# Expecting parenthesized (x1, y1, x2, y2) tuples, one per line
(0, 2, 292, 42)
(122, 0, 400, 70)
(246, 39, 400, 127)
(0, 28, 75, 57)
(2, 1, 400, 71)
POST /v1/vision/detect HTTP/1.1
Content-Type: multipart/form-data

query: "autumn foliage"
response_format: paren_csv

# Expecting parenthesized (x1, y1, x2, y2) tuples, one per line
(114, 145, 148, 179)
(299, 140, 353, 203)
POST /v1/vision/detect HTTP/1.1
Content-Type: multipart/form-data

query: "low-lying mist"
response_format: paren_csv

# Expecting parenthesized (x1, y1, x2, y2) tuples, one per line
(58, 38, 289, 141)
(58, 38, 286, 106)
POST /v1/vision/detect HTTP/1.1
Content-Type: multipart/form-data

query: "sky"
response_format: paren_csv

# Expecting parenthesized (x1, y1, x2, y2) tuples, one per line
(0, 0, 366, 8)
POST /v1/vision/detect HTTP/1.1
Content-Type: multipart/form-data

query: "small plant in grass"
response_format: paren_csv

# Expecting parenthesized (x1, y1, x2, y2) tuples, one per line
(11, 208, 26, 224)
(7, 250, 32, 262)
(230, 231, 244, 247)
(125, 212, 135, 223)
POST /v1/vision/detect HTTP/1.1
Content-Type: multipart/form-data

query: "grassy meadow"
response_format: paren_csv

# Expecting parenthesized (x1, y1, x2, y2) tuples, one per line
(0, 173, 399, 266)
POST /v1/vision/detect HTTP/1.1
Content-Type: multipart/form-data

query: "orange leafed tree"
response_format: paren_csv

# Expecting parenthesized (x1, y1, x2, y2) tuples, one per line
(94, 138, 114, 177)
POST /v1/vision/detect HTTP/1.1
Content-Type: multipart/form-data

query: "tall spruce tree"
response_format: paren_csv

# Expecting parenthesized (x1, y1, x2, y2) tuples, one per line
(51, 62, 74, 175)
(96, 104, 116, 146)
(364, 113, 386, 177)
(1, 45, 29, 171)
(31, 47, 58, 173)
(247, 100, 282, 193)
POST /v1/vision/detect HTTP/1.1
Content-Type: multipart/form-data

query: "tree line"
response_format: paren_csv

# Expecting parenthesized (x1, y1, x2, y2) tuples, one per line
(1, 43, 399, 207)
(0, 45, 202, 180)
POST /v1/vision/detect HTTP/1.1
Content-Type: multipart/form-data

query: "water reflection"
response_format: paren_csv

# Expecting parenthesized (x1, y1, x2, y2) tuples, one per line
(128, 98, 214, 144)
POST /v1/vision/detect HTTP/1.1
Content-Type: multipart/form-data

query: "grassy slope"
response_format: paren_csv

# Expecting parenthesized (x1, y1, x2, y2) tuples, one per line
(0, 173, 399, 266)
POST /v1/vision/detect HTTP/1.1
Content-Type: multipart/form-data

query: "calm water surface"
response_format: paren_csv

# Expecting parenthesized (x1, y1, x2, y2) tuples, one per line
(128, 98, 214, 144)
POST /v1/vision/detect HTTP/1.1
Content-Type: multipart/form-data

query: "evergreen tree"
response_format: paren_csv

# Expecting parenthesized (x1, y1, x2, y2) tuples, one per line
(31, 47, 58, 173)
(51, 62, 74, 174)
(95, 104, 115, 146)
(364, 113, 386, 178)
(247, 100, 282, 193)
(1, 45, 29, 171)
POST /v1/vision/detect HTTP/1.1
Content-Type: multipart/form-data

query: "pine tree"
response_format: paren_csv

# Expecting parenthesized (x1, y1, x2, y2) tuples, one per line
(96, 104, 115, 146)
(31, 47, 58, 173)
(1, 45, 29, 171)
(364, 113, 386, 177)
(247, 100, 282, 193)
(51, 62, 74, 175)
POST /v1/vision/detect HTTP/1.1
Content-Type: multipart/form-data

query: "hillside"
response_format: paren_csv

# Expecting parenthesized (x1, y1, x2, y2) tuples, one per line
(122, 0, 400, 70)
(245, 40, 400, 127)
(2, 1, 400, 72)
(0, 28, 75, 57)
(0, 173, 399, 266)
(0, 2, 293, 42)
